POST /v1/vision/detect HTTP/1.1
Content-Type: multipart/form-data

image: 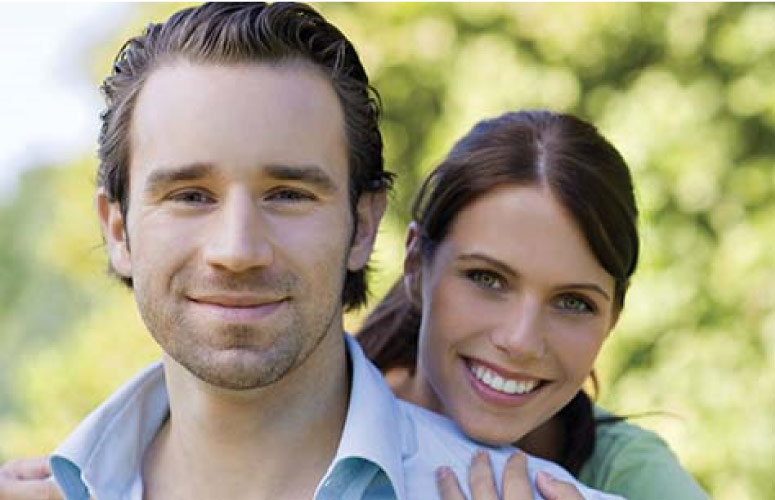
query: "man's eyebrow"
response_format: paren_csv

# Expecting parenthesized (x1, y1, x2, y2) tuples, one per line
(264, 164, 338, 193)
(143, 163, 338, 195)
(457, 252, 611, 301)
(144, 163, 214, 194)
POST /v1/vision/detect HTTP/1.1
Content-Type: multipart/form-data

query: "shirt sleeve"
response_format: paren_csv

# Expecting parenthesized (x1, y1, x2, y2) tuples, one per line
(581, 423, 710, 500)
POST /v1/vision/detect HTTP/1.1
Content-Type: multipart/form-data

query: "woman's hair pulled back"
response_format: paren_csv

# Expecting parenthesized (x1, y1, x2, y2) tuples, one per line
(358, 110, 639, 474)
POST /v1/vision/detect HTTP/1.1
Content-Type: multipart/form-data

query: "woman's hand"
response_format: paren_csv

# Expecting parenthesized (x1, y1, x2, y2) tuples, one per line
(0, 457, 62, 500)
(436, 450, 587, 500)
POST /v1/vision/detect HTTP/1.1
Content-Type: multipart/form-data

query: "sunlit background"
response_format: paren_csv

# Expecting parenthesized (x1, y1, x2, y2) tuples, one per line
(0, 4, 773, 500)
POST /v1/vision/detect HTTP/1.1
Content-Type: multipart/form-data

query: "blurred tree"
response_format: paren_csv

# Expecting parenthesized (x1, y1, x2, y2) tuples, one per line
(0, 3, 772, 500)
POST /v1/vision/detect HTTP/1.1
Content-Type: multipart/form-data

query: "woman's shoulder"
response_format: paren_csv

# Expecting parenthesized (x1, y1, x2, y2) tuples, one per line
(578, 405, 710, 500)
(590, 405, 671, 455)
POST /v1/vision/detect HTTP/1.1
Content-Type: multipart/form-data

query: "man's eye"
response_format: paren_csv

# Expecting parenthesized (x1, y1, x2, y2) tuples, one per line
(168, 190, 214, 205)
(466, 270, 504, 290)
(555, 295, 594, 314)
(267, 189, 315, 202)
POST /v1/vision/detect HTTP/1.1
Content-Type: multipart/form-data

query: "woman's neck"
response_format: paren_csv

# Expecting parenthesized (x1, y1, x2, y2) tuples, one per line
(386, 366, 443, 413)
(388, 366, 567, 464)
(516, 415, 566, 464)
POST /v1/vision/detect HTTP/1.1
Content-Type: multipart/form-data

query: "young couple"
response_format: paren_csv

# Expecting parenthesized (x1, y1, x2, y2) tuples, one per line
(0, 3, 707, 500)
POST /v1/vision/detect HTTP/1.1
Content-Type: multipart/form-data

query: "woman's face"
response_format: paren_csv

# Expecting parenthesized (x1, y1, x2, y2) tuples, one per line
(409, 185, 617, 445)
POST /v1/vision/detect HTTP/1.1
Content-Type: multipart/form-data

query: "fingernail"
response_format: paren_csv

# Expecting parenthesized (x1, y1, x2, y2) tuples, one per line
(537, 471, 556, 483)
(474, 449, 488, 461)
(436, 466, 453, 480)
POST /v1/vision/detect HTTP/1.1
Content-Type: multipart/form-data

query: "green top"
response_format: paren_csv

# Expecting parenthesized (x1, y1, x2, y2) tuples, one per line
(578, 407, 710, 500)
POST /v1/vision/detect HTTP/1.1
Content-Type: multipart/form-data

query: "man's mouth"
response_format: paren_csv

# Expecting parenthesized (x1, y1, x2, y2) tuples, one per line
(189, 294, 286, 308)
(186, 294, 288, 322)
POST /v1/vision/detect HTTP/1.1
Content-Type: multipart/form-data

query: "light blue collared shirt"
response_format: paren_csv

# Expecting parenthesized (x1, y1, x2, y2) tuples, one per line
(51, 335, 625, 500)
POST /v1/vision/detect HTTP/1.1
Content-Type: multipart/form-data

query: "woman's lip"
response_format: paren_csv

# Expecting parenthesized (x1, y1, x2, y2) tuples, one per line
(462, 357, 547, 406)
(463, 356, 545, 382)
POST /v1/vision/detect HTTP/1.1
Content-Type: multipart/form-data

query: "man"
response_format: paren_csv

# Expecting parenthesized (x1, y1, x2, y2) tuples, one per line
(0, 4, 621, 500)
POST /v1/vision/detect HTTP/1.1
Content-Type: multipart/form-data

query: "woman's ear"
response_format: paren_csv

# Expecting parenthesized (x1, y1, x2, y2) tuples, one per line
(403, 222, 423, 307)
(607, 286, 627, 335)
(607, 307, 621, 336)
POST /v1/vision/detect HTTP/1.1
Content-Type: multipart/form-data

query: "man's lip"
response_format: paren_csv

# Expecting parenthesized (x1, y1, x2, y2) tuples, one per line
(187, 295, 287, 307)
(463, 356, 547, 383)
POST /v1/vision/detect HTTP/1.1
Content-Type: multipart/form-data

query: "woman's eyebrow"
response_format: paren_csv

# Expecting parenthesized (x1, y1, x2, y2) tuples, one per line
(457, 253, 518, 279)
(555, 283, 611, 301)
(458, 253, 611, 301)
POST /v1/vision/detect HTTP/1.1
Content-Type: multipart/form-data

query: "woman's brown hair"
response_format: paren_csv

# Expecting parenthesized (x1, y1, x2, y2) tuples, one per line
(358, 110, 639, 475)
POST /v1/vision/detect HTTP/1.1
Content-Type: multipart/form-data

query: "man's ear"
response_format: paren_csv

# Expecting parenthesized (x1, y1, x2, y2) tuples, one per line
(403, 221, 423, 307)
(347, 191, 387, 271)
(96, 188, 132, 278)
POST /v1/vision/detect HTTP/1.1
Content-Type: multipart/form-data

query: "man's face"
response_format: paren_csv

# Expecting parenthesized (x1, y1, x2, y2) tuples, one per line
(99, 61, 382, 390)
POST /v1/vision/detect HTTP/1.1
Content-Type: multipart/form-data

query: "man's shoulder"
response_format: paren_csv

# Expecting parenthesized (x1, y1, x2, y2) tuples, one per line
(53, 361, 167, 459)
(50, 361, 168, 500)
(397, 401, 626, 500)
(397, 400, 494, 469)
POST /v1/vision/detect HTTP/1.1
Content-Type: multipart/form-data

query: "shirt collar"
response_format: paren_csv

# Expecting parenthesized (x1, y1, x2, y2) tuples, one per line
(326, 335, 407, 500)
(51, 335, 406, 500)
(51, 362, 168, 500)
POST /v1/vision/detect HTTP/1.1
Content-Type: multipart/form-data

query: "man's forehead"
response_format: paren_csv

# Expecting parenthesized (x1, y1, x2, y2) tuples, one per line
(132, 60, 344, 130)
(127, 60, 349, 187)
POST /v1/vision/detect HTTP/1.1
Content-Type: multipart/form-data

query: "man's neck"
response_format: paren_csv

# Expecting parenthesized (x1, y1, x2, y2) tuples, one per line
(143, 331, 350, 500)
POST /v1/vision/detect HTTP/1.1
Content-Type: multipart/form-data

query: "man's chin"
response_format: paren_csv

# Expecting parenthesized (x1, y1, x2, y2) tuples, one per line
(173, 349, 299, 391)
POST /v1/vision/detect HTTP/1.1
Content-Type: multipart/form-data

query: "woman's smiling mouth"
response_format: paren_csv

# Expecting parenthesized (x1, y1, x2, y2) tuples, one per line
(464, 358, 545, 398)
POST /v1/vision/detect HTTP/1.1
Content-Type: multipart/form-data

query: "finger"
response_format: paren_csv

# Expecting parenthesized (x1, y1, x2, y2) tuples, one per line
(436, 466, 467, 500)
(0, 478, 63, 500)
(1, 458, 52, 481)
(536, 471, 585, 500)
(501, 452, 532, 500)
(469, 450, 498, 500)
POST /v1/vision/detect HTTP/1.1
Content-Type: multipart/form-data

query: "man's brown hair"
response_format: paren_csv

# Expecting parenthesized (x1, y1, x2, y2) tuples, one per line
(98, 2, 393, 310)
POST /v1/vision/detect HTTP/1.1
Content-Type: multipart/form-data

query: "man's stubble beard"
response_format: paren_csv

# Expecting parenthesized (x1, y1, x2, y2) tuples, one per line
(134, 266, 344, 391)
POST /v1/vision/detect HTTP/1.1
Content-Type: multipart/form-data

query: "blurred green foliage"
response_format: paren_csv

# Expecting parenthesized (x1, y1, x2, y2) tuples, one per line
(0, 3, 773, 499)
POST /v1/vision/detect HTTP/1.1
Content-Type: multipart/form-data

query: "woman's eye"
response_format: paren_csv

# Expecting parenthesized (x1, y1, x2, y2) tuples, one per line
(466, 270, 504, 290)
(555, 295, 594, 314)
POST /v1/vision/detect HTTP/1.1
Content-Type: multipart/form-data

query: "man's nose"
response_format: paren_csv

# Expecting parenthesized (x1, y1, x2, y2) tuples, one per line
(488, 298, 548, 360)
(203, 190, 273, 273)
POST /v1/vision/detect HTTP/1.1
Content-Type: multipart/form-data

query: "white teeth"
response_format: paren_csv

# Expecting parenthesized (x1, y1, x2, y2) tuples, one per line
(491, 374, 505, 391)
(469, 363, 539, 395)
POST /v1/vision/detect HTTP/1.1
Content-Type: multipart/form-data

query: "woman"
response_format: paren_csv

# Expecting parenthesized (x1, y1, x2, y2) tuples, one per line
(0, 111, 707, 500)
(358, 110, 709, 500)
